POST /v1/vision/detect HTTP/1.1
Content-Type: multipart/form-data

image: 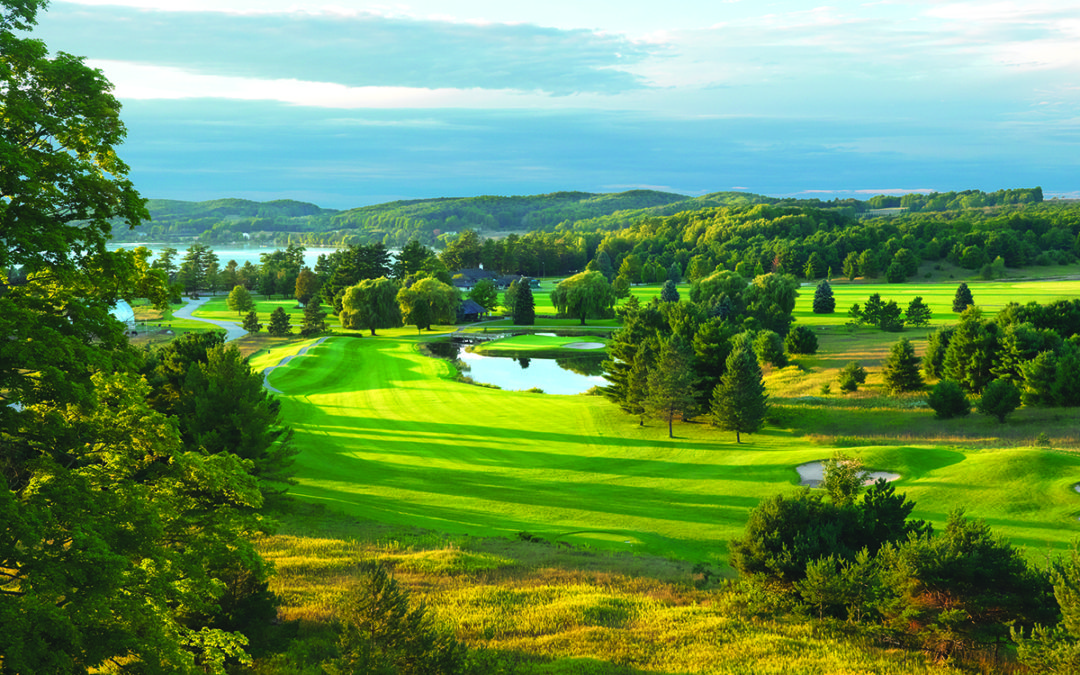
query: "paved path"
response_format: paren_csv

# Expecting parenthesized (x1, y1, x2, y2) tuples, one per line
(173, 296, 248, 342)
(261, 336, 331, 393)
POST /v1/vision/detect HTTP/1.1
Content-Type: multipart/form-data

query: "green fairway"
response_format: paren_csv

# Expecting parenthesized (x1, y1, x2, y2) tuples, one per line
(269, 328, 1080, 565)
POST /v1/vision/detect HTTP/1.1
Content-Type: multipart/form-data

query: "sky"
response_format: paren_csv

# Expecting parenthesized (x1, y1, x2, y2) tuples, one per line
(30, 0, 1080, 209)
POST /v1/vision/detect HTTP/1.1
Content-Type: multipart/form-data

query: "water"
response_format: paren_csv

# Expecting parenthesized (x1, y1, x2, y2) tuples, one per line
(431, 342, 608, 395)
(106, 243, 369, 270)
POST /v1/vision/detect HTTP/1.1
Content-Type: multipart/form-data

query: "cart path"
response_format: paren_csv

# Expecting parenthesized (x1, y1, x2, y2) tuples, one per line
(174, 296, 247, 342)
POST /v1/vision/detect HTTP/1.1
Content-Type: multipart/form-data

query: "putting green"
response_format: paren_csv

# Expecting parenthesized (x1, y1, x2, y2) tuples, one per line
(269, 333, 1080, 564)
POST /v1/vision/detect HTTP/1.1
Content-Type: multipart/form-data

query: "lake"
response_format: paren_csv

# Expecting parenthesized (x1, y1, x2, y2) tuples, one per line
(105, 243, 392, 270)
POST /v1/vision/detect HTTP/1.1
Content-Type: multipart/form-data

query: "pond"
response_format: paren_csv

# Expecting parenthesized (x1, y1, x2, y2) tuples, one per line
(426, 341, 608, 395)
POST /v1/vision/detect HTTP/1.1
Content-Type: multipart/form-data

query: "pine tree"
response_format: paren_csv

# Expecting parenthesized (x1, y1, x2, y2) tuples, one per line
(645, 337, 698, 438)
(953, 282, 974, 312)
(512, 279, 535, 325)
(977, 378, 1021, 423)
(905, 296, 932, 327)
(660, 279, 680, 302)
(883, 337, 924, 393)
(242, 310, 261, 334)
(267, 306, 291, 337)
(301, 299, 328, 337)
(711, 337, 769, 443)
(812, 280, 835, 314)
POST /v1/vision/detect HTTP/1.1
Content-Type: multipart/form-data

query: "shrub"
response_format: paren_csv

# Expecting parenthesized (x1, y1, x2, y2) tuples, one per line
(927, 379, 971, 419)
(838, 362, 867, 393)
(977, 377, 1022, 423)
(784, 325, 818, 355)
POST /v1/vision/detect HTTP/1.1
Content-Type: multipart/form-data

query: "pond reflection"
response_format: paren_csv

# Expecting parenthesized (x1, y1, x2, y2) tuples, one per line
(424, 340, 607, 395)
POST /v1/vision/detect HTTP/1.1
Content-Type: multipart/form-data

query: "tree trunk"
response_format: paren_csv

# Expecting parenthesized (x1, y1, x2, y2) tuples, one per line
(668, 415, 673, 438)
(736, 430, 741, 443)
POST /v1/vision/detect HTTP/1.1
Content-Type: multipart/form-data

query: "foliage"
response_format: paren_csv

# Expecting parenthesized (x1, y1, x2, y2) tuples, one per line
(397, 277, 461, 331)
(822, 452, 869, 506)
(644, 337, 698, 438)
(752, 329, 788, 367)
(301, 299, 328, 337)
(467, 277, 499, 312)
(883, 337, 924, 393)
(812, 279, 835, 314)
(323, 561, 467, 675)
(550, 270, 615, 325)
(976, 377, 1021, 423)
(744, 273, 799, 336)
(942, 308, 996, 393)
(660, 279, 680, 302)
(268, 306, 292, 337)
(952, 282, 974, 312)
(710, 337, 768, 443)
(905, 295, 932, 327)
(922, 327, 954, 380)
(340, 277, 403, 335)
(511, 279, 535, 325)
(294, 266, 320, 306)
(228, 284, 255, 316)
(784, 325, 818, 355)
(927, 380, 971, 419)
(838, 361, 867, 392)
(242, 310, 262, 334)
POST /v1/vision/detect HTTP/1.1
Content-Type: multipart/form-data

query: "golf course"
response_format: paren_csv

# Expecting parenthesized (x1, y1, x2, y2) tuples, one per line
(232, 278, 1080, 566)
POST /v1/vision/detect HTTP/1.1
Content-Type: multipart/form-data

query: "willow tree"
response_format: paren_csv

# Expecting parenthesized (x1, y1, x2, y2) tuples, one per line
(550, 270, 615, 325)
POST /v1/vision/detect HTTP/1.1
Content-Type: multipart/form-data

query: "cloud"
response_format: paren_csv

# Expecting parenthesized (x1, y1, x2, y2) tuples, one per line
(39, 2, 654, 95)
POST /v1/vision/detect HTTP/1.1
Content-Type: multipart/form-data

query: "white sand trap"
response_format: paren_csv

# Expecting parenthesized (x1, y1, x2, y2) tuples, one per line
(796, 461, 901, 488)
(1074, 484, 1080, 494)
(564, 342, 605, 349)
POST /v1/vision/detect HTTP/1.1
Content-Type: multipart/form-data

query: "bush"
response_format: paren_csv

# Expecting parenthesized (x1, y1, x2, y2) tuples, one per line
(977, 377, 1022, 423)
(927, 380, 971, 419)
(784, 325, 818, 355)
(838, 362, 867, 393)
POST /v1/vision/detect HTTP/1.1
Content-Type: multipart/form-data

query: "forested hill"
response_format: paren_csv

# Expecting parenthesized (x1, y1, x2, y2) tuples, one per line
(117, 187, 1053, 249)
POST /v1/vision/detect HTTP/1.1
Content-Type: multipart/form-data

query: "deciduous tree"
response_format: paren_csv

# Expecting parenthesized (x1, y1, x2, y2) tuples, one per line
(340, 277, 403, 335)
(227, 284, 255, 316)
(397, 277, 460, 331)
(551, 270, 615, 325)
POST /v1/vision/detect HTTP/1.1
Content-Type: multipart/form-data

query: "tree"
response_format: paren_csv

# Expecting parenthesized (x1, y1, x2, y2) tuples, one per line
(550, 270, 615, 325)
(612, 274, 631, 299)
(468, 277, 499, 312)
(227, 284, 255, 316)
(784, 325, 818, 355)
(822, 452, 869, 507)
(842, 251, 860, 280)
(977, 377, 1021, 423)
(744, 272, 799, 336)
(942, 307, 996, 394)
(953, 282, 974, 312)
(393, 239, 434, 279)
(267, 306, 292, 336)
(752, 329, 787, 367)
(838, 361, 867, 392)
(300, 298, 328, 337)
(242, 310, 262, 335)
(905, 296, 932, 327)
(512, 279, 535, 325)
(883, 337, 923, 393)
(1, 4, 258, 668)
(340, 277, 402, 335)
(668, 262, 682, 283)
(711, 337, 768, 443)
(645, 337, 698, 438)
(660, 279, 680, 302)
(812, 279, 835, 314)
(397, 277, 460, 332)
(804, 251, 825, 280)
(857, 249, 879, 278)
(294, 266, 319, 306)
(325, 562, 467, 675)
(927, 379, 971, 419)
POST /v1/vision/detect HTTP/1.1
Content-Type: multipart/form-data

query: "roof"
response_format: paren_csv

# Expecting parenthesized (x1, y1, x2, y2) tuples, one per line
(459, 299, 487, 314)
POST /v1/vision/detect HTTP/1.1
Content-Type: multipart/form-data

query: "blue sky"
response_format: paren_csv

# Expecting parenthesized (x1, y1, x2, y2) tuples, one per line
(32, 0, 1080, 209)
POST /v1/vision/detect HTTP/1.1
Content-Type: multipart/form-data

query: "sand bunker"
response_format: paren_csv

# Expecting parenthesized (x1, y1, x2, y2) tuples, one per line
(564, 342, 605, 349)
(796, 461, 901, 488)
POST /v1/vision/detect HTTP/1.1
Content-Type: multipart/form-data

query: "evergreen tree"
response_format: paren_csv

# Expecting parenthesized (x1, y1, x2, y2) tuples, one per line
(512, 279, 536, 325)
(711, 337, 769, 443)
(660, 279, 680, 302)
(300, 299, 328, 337)
(267, 306, 291, 337)
(927, 379, 971, 419)
(812, 279, 835, 314)
(645, 337, 698, 438)
(838, 361, 867, 392)
(784, 325, 818, 355)
(227, 284, 255, 316)
(668, 262, 682, 283)
(977, 378, 1021, 422)
(883, 337, 924, 393)
(953, 282, 974, 312)
(242, 310, 261, 334)
(943, 308, 997, 393)
(905, 295, 932, 327)
(922, 326, 955, 380)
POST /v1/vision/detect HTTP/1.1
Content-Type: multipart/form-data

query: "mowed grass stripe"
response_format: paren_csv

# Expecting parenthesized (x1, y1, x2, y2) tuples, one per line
(269, 325, 1080, 562)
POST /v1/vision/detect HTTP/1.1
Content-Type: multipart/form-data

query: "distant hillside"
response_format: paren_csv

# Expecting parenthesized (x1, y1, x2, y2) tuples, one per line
(112, 187, 1047, 248)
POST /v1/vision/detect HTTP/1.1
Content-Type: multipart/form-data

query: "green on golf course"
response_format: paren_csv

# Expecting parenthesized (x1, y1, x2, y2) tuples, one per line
(259, 296, 1080, 564)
